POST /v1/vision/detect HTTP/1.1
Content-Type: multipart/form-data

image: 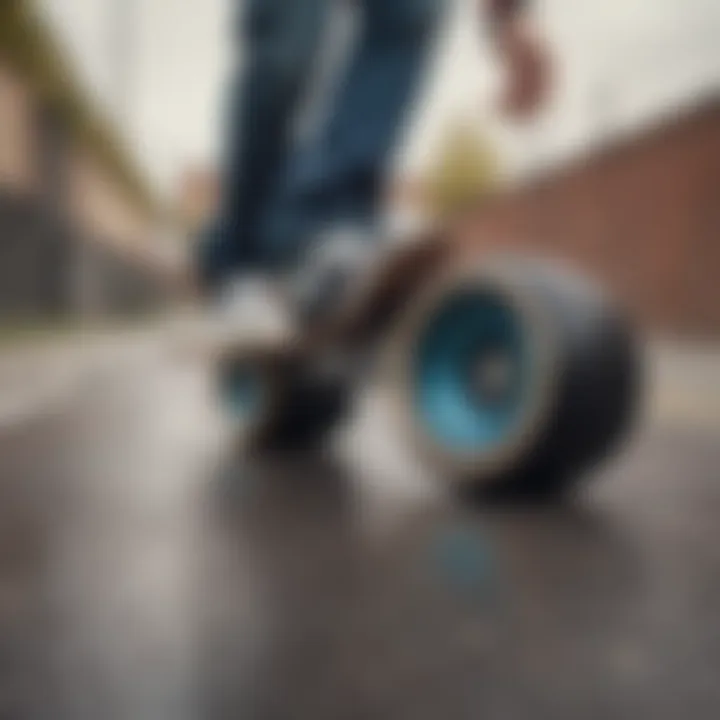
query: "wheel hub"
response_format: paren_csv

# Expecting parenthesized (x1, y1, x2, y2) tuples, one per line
(469, 347, 518, 407)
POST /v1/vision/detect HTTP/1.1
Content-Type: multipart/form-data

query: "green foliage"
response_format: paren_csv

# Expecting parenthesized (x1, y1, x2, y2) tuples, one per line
(425, 121, 501, 218)
(0, 0, 155, 214)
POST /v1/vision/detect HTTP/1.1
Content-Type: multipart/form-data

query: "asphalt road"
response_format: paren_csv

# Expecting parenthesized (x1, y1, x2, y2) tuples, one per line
(0, 333, 719, 719)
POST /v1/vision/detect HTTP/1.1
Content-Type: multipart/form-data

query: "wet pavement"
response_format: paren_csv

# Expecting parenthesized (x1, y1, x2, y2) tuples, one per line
(0, 335, 719, 719)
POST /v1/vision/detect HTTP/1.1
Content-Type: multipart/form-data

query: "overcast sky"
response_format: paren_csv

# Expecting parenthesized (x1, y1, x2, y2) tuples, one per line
(38, 0, 720, 196)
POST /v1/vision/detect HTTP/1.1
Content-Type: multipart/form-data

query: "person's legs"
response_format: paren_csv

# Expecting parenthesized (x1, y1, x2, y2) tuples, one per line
(197, 0, 329, 291)
(257, 0, 448, 270)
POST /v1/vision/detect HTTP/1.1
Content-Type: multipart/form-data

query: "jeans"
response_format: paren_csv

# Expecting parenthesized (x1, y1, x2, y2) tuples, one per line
(198, 0, 447, 288)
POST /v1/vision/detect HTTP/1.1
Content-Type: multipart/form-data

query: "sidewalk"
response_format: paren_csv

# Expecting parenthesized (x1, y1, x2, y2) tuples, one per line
(0, 321, 173, 429)
(648, 341, 720, 431)
(0, 341, 89, 427)
(0, 323, 718, 433)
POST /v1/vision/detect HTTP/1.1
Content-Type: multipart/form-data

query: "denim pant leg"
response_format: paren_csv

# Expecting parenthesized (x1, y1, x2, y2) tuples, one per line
(197, 0, 328, 289)
(256, 0, 448, 271)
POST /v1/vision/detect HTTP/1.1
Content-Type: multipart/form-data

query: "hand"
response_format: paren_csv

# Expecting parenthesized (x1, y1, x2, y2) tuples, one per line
(496, 17, 552, 120)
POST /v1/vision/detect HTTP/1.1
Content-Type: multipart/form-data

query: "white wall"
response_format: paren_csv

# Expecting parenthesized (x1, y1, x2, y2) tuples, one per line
(39, 0, 720, 191)
(401, 0, 720, 181)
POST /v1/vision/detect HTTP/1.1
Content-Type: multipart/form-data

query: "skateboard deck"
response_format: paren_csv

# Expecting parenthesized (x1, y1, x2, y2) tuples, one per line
(214, 232, 640, 498)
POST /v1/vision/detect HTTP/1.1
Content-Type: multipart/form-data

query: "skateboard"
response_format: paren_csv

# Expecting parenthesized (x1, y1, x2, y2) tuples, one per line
(215, 230, 641, 497)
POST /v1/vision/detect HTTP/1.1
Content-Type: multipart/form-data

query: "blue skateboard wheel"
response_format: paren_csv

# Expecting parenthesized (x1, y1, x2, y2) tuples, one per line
(389, 255, 639, 497)
(413, 290, 531, 453)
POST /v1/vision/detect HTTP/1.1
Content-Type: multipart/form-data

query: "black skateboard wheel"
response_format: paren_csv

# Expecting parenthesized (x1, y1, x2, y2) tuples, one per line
(217, 349, 350, 452)
(388, 255, 641, 497)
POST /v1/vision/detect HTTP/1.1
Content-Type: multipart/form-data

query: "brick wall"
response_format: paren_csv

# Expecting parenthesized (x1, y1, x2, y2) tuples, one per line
(68, 147, 155, 251)
(453, 100, 720, 338)
(0, 66, 36, 194)
(0, 61, 176, 320)
(0, 192, 72, 320)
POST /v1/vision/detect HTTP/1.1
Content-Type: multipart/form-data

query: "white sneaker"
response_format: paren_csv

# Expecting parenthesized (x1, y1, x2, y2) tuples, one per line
(205, 275, 295, 349)
(291, 227, 380, 325)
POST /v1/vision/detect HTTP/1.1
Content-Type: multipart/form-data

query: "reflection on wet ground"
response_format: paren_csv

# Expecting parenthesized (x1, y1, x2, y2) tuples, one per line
(0, 341, 719, 719)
